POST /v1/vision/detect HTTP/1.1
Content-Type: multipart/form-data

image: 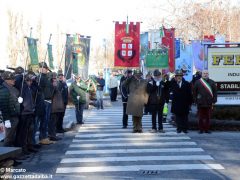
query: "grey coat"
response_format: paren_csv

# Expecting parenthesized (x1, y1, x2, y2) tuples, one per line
(124, 76, 148, 117)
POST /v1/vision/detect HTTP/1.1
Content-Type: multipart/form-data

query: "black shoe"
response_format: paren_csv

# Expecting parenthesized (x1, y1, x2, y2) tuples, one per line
(22, 149, 31, 155)
(49, 136, 62, 141)
(28, 147, 38, 153)
(132, 130, 138, 133)
(56, 129, 66, 133)
(198, 130, 203, 134)
(13, 160, 22, 167)
(122, 126, 127, 129)
(138, 130, 143, 133)
(32, 144, 42, 149)
(205, 130, 211, 134)
(177, 130, 182, 133)
(183, 130, 188, 133)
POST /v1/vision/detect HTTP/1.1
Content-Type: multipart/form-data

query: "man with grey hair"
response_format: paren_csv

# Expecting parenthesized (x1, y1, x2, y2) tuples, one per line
(193, 69, 217, 134)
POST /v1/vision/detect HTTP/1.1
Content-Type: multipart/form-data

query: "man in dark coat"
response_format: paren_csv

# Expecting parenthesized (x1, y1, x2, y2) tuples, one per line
(56, 70, 68, 133)
(171, 70, 192, 133)
(193, 69, 217, 134)
(147, 69, 169, 133)
(95, 72, 105, 110)
(0, 71, 20, 146)
(120, 69, 132, 128)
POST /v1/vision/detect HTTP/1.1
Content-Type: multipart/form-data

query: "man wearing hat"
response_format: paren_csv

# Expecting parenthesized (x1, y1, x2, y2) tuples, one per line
(37, 62, 54, 144)
(171, 69, 192, 133)
(119, 69, 132, 128)
(147, 69, 169, 133)
(70, 74, 88, 124)
(56, 69, 68, 133)
(0, 71, 20, 146)
(123, 69, 148, 133)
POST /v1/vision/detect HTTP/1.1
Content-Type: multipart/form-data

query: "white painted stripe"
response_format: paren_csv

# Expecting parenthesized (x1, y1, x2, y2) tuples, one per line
(73, 136, 190, 142)
(56, 164, 224, 173)
(78, 127, 176, 132)
(69, 142, 196, 148)
(61, 155, 213, 163)
(66, 148, 204, 155)
(78, 126, 171, 129)
(75, 132, 179, 138)
(78, 128, 182, 133)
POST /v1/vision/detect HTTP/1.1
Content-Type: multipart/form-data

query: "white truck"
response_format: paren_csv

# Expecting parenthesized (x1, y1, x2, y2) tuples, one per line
(205, 43, 240, 106)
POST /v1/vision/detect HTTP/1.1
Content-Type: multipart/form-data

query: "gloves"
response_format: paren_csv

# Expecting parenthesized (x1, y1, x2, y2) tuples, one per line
(18, 97, 23, 104)
(77, 96, 80, 100)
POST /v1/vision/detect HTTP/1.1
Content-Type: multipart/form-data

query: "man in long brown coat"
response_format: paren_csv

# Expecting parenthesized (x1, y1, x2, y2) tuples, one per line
(123, 70, 148, 133)
(193, 70, 217, 134)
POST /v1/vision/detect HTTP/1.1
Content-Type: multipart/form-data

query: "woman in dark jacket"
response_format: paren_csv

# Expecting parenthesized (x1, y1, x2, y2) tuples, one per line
(171, 70, 192, 133)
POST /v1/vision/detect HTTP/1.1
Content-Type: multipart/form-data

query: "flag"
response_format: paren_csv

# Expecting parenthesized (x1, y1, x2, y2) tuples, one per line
(140, 32, 148, 60)
(175, 38, 180, 59)
(159, 26, 165, 38)
(146, 48, 168, 68)
(114, 21, 140, 68)
(64, 34, 73, 79)
(162, 27, 175, 72)
(191, 40, 204, 71)
(72, 34, 91, 79)
(27, 37, 39, 65)
(175, 44, 193, 82)
(47, 44, 54, 70)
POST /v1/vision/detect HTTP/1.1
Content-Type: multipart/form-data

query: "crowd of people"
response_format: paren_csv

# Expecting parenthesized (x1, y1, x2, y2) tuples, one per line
(0, 62, 106, 164)
(119, 68, 217, 134)
(0, 63, 217, 164)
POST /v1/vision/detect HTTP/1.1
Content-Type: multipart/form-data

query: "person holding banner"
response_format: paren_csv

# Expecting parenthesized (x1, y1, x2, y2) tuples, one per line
(193, 70, 217, 134)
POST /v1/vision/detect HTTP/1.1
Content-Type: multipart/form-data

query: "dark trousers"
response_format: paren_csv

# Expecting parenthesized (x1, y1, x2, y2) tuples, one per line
(122, 103, 128, 127)
(110, 87, 118, 101)
(15, 114, 33, 148)
(151, 106, 164, 130)
(40, 101, 51, 140)
(4, 117, 19, 147)
(198, 107, 211, 131)
(48, 113, 58, 138)
(75, 103, 85, 124)
(56, 109, 66, 131)
(176, 114, 188, 132)
(132, 116, 142, 131)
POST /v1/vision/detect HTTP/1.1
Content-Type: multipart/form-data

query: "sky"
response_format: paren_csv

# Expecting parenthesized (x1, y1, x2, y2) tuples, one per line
(0, 0, 239, 69)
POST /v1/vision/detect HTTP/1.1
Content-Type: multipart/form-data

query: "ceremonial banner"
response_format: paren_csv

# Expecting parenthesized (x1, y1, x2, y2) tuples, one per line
(146, 48, 168, 68)
(114, 21, 140, 68)
(175, 44, 193, 82)
(175, 38, 180, 59)
(27, 37, 39, 65)
(64, 34, 73, 79)
(47, 44, 54, 70)
(72, 34, 91, 79)
(140, 32, 148, 60)
(162, 27, 175, 72)
(191, 40, 204, 71)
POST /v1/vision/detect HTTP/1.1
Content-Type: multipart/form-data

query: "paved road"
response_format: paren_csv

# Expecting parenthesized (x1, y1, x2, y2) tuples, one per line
(12, 100, 240, 180)
(54, 103, 236, 180)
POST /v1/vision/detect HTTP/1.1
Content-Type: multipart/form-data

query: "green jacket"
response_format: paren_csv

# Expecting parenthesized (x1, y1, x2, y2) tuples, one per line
(70, 81, 88, 105)
(0, 83, 20, 119)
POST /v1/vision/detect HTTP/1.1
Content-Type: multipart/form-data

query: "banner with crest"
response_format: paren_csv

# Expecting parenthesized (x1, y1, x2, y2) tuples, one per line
(114, 21, 140, 68)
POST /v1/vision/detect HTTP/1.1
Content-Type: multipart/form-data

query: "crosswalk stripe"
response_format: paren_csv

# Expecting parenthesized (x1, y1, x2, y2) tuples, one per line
(61, 155, 213, 163)
(69, 142, 197, 148)
(78, 125, 172, 129)
(65, 148, 204, 155)
(56, 164, 224, 173)
(75, 132, 180, 138)
(73, 136, 188, 139)
(77, 127, 176, 132)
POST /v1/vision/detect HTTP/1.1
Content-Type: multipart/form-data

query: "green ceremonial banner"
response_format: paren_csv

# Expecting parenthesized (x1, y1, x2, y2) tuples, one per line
(64, 34, 73, 79)
(47, 44, 54, 70)
(27, 37, 39, 65)
(146, 49, 169, 68)
(72, 53, 78, 75)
